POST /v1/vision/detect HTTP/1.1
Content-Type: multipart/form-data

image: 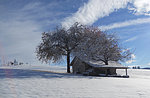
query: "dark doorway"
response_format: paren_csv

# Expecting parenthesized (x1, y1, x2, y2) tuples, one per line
(106, 69, 110, 76)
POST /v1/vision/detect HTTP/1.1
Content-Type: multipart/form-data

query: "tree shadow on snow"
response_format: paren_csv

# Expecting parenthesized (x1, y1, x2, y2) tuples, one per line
(0, 69, 98, 79)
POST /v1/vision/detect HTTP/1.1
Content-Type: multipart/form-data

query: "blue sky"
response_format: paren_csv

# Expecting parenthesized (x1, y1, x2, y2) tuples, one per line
(0, 0, 150, 67)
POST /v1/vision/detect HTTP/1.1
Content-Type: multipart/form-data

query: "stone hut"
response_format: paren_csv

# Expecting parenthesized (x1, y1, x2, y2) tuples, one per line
(70, 57, 128, 76)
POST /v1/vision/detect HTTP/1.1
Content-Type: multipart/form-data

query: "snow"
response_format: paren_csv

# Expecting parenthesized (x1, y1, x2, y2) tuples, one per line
(87, 61, 127, 68)
(0, 65, 67, 73)
(75, 57, 126, 68)
(0, 65, 150, 98)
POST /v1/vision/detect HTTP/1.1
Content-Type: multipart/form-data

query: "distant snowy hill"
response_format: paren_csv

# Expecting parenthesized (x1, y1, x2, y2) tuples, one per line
(0, 65, 67, 73)
(142, 67, 150, 69)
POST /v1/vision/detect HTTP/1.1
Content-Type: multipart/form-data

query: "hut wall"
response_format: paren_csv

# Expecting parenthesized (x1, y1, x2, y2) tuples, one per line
(72, 59, 86, 74)
(93, 68, 116, 75)
(93, 68, 106, 74)
(109, 68, 116, 75)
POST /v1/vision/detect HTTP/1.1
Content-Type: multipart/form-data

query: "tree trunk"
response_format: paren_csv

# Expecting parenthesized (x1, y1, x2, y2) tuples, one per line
(105, 61, 108, 65)
(67, 51, 70, 73)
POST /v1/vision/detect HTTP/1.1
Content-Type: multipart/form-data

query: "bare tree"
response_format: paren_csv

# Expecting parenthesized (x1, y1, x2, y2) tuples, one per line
(36, 23, 131, 73)
(36, 23, 87, 73)
(74, 28, 132, 65)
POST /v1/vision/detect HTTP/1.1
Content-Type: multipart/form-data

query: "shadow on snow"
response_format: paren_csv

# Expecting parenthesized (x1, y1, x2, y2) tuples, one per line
(0, 69, 99, 79)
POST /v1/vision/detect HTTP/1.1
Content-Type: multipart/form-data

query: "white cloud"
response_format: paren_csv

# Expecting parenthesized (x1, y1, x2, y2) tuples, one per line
(126, 54, 136, 64)
(0, 19, 42, 64)
(130, 0, 150, 15)
(62, 0, 150, 29)
(122, 48, 132, 53)
(0, 1, 62, 65)
(22, 2, 42, 11)
(99, 18, 150, 31)
(62, 0, 131, 28)
(124, 36, 138, 43)
(147, 63, 150, 66)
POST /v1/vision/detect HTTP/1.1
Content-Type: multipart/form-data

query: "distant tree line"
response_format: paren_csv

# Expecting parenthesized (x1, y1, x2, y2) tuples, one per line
(36, 22, 132, 73)
(8, 59, 24, 66)
(132, 66, 140, 69)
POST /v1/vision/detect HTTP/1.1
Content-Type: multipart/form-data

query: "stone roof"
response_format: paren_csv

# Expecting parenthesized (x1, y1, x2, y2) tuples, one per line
(86, 61, 128, 69)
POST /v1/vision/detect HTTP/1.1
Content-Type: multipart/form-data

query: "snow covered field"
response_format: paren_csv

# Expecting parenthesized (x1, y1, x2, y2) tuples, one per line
(0, 65, 150, 98)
